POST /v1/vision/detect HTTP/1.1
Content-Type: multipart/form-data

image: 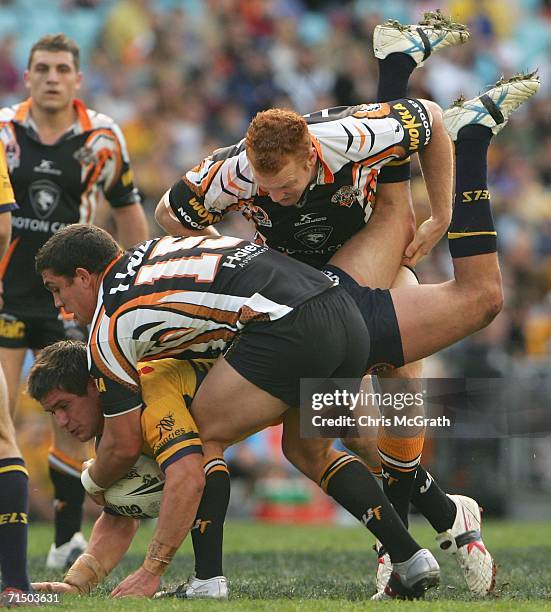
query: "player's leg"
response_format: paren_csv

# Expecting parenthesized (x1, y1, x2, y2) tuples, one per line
(391, 74, 540, 364)
(0, 363, 32, 597)
(0, 346, 26, 418)
(329, 11, 467, 288)
(280, 409, 439, 599)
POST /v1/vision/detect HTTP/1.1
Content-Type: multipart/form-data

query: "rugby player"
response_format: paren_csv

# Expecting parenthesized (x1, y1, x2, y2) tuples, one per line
(153, 13, 491, 595)
(27, 343, 220, 599)
(34, 225, 443, 600)
(0, 33, 149, 568)
(34, 71, 539, 599)
(0, 144, 33, 603)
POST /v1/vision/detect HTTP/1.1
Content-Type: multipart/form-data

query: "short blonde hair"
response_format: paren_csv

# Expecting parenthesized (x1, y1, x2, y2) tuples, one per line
(246, 109, 311, 174)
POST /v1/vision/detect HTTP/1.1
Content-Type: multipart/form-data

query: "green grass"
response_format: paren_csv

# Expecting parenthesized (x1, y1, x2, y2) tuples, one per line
(26, 519, 551, 610)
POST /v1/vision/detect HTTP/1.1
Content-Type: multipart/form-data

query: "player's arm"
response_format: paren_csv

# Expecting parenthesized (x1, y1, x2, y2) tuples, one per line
(405, 99, 453, 265)
(0, 142, 17, 305)
(104, 123, 150, 248)
(155, 189, 220, 237)
(112, 203, 150, 248)
(85, 408, 143, 500)
(110, 453, 205, 598)
(33, 512, 140, 594)
(155, 148, 251, 238)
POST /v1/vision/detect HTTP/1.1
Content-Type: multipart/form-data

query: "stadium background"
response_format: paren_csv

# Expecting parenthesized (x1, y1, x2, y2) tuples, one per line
(3, 0, 551, 524)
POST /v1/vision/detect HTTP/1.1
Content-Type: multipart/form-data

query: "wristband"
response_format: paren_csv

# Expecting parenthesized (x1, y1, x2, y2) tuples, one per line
(64, 553, 107, 594)
(142, 540, 177, 576)
(81, 468, 107, 496)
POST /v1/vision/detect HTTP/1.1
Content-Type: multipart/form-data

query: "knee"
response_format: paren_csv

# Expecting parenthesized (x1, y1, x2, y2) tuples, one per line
(341, 437, 379, 470)
(478, 279, 504, 327)
(419, 99, 443, 125)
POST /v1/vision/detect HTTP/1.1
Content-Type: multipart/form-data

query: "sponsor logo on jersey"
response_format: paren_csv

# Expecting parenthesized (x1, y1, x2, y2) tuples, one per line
(222, 243, 267, 269)
(187, 197, 224, 225)
(29, 179, 61, 219)
(294, 212, 328, 227)
(331, 185, 361, 208)
(321, 269, 341, 285)
(393, 100, 431, 151)
(294, 225, 333, 249)
(11, 216, 67, 233)
(242, 202, 272, 228)
(156, 413, 176, 440)
(0, 315, 25, 340)
(73, 145, 96, 165)
(33, 159, 62, 176)
(4, 140, 20, 171)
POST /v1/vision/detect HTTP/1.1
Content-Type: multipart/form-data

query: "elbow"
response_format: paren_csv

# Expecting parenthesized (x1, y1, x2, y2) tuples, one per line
(101, 511, 140, 537)
(112, 440, 142, 464)
(154, 200, 168, 229)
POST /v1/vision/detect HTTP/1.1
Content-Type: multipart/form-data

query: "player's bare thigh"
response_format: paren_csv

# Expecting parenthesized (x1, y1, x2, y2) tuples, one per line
(328, 181, 415, 290)
(280, 408, 340, 482)
(190, 356, 288, 447)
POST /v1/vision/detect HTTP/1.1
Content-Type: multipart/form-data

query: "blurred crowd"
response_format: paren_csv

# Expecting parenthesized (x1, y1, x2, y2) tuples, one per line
(3, 0, 551, 517)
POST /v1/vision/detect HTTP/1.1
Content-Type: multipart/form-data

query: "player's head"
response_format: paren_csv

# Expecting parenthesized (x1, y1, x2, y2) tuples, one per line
(28, 340, 103, 442)
(25, 33, 82, 113)
(36, 224, 121, 325)
(246, 108, 318, 206)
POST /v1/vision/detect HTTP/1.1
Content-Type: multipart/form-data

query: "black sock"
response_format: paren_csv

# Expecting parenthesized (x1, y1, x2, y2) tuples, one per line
(411, 466, 457, 533)
(381, 467, 417, 528)
(0, 458, 31, 591)
(322, 455, 419, 562)
(448, 125, 496, 258)
(377, 55, 416, 102)
(192, 458, 230, 579)
(49, 467, 85, 547)
(377, 54, 414, 184)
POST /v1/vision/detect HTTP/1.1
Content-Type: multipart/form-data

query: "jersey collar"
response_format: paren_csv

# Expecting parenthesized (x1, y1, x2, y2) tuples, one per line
(12, 98, 92, 142)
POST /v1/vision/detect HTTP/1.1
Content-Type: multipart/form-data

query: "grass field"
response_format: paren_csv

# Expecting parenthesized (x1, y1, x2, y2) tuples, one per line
(25, 519, 551, 610)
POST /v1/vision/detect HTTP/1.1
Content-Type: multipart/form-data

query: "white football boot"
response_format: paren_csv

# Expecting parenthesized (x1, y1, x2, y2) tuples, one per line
(443, 71, 540, 140)
(45, 531, 87, 570)
(374, 541, 392, 594)
(155, 575, 229, 600)
(435, 494, 496, 596)
(373, 10, 469, 68)
(371, 548, 440, 600)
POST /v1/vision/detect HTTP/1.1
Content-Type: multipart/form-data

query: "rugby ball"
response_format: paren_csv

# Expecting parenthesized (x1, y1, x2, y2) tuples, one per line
(104, 455, 165, 519)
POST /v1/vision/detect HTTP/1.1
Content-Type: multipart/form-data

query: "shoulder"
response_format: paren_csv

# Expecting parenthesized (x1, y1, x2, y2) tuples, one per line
(86, 107, 121, 131)
(0, 105, 17, 124)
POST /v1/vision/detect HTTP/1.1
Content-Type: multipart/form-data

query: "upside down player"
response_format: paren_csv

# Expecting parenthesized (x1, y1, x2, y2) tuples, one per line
(0, 33, 149, 568)
(26, 344, 220, 598)
(153, 12, 492, 596)
(0, 144, 33, 603)
(35, 67, 539, 599)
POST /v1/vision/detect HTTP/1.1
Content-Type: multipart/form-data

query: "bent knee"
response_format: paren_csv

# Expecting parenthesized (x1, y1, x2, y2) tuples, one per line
(418, 99, 443, 124)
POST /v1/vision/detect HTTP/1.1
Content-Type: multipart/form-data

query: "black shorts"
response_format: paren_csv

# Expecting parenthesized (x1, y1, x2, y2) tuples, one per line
(0, 311, 88, 350)
(224, 285, 370, 407)
(323, 265, 405, 373)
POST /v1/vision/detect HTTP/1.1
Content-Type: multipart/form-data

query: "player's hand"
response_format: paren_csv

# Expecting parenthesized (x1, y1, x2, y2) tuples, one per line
(31, 581, 79, 594)
(110, 567, 161, 598)
(403, 216, 449, 267)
